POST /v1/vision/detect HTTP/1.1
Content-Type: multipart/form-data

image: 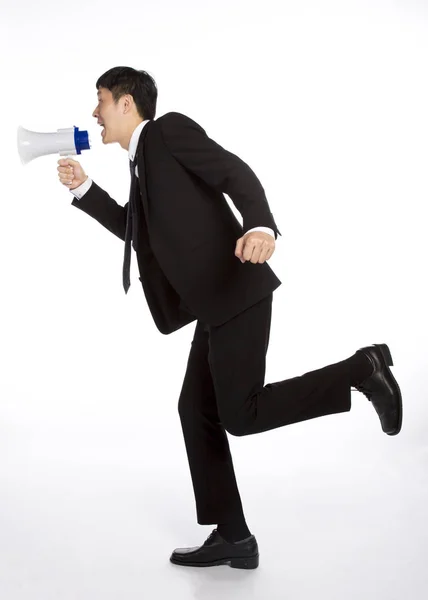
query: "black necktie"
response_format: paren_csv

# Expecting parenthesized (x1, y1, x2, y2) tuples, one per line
(122, 155, 137, 293)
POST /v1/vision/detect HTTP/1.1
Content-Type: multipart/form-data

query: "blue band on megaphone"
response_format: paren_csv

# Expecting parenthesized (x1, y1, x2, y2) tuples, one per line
(74, 126, 90, 154)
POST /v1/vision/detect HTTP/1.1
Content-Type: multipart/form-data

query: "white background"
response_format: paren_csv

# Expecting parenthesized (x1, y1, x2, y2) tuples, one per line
(1, 0, 427, 598)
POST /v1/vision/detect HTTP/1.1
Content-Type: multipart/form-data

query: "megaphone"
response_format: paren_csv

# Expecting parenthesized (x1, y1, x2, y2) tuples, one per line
(17, 125, 91, 165)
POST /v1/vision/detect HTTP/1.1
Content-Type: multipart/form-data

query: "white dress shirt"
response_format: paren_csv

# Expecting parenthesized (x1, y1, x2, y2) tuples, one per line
(70, 120, 275, 238)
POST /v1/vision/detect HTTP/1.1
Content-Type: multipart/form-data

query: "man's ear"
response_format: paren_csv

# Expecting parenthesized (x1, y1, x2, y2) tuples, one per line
(122, 94, 134, 114)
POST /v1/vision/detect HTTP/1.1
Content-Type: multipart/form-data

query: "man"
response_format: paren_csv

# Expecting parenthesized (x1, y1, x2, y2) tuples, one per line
(57, 66, 402, 570)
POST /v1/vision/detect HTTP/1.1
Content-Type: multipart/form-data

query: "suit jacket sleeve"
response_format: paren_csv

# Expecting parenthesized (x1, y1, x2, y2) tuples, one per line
(71, 180, 128, 241)
(159, 112, 282, 239)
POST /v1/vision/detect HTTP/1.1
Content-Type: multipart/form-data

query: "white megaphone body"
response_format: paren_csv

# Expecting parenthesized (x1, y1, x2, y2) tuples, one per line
(17, 125, 91, 165)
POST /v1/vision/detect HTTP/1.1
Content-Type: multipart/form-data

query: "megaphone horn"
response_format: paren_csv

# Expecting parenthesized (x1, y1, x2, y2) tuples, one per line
(17, 125, 91, 165)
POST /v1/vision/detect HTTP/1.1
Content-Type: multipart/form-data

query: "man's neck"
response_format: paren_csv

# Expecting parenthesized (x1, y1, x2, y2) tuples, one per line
(121, 119, 144, 151)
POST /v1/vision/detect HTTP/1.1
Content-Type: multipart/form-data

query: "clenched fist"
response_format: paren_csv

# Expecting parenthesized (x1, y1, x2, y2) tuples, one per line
(235, 230, 275, 264)
(57, 158, 88, 190)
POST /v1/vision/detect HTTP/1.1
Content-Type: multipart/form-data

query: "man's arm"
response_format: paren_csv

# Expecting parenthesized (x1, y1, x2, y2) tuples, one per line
(159, 112, 281, 240)
(70, 177, 274, 240)
(70, 179, 128, 241)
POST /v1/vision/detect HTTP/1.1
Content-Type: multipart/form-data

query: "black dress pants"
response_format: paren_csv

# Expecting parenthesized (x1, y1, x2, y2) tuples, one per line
(177, 292, 352, 525)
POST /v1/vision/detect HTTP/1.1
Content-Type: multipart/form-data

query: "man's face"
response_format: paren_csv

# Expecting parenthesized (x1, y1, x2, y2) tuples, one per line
(92, 87, 119, 144)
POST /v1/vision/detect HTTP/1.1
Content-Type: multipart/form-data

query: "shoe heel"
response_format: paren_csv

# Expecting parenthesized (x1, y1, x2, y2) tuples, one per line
(376, 343, 394, 366)
(230, 554, 259, 569)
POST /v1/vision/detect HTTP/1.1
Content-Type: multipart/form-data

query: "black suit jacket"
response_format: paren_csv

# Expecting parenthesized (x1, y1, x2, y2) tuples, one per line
(71, 112, 282, 334)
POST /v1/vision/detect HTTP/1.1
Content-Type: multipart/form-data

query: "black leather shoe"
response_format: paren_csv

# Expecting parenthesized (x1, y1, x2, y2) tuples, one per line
(353, 343, 402, 435)
(170, 528, 259, 569)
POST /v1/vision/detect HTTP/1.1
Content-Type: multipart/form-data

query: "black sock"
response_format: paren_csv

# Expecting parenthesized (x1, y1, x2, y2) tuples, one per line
(217, 519, 252, 543)
(347, 351, 374, 387)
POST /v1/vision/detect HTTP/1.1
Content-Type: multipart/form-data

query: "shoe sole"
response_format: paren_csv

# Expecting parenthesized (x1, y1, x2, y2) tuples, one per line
(373, 343, 403, 435)
(170, 553, 259, 569)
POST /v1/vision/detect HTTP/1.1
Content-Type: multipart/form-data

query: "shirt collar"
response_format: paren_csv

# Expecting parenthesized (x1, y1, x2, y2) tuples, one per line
(128, 119, 150, 162)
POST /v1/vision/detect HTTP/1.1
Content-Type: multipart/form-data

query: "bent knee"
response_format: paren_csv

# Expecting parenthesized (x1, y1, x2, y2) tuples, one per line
(222, 416, 252, 437)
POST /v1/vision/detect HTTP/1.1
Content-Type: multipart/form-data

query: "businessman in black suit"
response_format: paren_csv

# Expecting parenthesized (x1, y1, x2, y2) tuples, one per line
(58, 67, 402, 569)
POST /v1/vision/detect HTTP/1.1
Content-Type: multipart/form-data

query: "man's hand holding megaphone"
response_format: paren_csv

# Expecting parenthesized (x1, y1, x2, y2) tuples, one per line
(57, 159, 88, 190)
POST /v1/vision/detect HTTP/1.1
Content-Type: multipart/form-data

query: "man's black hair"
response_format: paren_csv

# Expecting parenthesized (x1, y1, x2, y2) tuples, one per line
(96, 66, 158, 121)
